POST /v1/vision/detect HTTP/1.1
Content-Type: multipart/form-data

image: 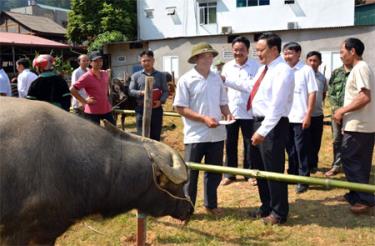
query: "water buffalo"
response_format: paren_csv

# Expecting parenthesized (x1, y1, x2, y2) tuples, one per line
(0, 97, 193, 245)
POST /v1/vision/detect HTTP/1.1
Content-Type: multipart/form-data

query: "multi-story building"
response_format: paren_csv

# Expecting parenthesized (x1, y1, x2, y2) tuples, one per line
(106, 0, 374, 81)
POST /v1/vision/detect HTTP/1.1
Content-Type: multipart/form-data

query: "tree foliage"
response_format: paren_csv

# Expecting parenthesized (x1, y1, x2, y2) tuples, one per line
(88, 31, 124, 52)
(67, 0, 137, 46)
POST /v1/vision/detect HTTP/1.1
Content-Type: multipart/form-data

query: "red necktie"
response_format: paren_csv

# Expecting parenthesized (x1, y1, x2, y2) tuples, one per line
(247, 65, 268, 110)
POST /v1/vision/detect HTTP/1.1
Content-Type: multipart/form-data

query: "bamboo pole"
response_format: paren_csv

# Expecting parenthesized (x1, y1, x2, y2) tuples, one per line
(186, 163, 375, 194)
(137, 76, 154, 246)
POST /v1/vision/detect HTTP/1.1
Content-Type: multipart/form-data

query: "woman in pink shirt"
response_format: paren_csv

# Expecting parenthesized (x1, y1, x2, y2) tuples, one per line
(70, 51, 115, 125)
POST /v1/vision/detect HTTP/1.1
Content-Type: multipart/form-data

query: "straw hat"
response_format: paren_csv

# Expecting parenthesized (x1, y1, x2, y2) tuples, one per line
(188, 42, 218, 64)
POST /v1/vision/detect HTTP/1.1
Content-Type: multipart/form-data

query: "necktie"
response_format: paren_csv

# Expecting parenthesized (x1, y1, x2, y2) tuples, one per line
(247, 65, 268, 110)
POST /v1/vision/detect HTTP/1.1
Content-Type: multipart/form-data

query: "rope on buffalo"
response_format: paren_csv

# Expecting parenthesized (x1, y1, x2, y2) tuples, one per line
(151, 163, 195, 209)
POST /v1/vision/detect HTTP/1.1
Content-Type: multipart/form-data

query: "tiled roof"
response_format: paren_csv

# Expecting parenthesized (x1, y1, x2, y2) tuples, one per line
(4, 11, 66, 35)
(0, 32, 68, 48)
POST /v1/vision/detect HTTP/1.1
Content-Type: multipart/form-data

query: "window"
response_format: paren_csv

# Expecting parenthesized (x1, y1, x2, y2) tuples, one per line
(237, 0, 270, 7)
(199, 2, 217, 25)
(163, 56, 179, 78)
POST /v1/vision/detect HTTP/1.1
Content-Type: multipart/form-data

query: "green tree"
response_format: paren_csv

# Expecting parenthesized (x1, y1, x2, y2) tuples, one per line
(67, 0, 136, 46)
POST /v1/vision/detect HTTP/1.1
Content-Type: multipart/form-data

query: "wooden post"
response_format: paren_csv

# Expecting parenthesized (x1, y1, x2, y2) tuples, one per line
(136, 75, 154, 246)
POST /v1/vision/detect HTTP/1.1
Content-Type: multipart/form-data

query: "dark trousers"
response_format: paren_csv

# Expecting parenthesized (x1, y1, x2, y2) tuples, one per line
(85, 112, 115, 125)
(135, 106, 163, 141)
(251, 117, 289, 220)
(184, 141, 224, 209)
(286, 123, 311, 177)
(309, 115, 324, 170)
(224, 119, 254, 179)
(331, 116, 343, 168)
(342, 131, 375, 206)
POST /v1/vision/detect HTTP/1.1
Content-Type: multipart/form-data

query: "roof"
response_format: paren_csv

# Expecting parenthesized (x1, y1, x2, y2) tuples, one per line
(3, 11, 66, 35)
(0, 32, 68, 48)
(36, 3, 70, 12)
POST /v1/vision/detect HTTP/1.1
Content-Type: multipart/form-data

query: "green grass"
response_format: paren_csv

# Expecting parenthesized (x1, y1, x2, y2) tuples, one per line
(57, 101, 375, 245)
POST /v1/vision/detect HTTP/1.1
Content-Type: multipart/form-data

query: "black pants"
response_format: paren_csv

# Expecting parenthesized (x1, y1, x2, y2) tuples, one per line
(135, 106, 163, 141)
(251, 117, 289, 220)
(224, 119, 254, 179)
(286, 123, 311, 177)
(342, 131, 375, 206)
(184, 141, 224, 209)
(85, 112, 115, 125)
(309, 115, 324, 170)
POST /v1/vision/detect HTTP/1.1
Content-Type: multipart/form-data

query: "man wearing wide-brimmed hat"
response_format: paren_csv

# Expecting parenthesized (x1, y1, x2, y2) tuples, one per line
(173, 42, 234, 216)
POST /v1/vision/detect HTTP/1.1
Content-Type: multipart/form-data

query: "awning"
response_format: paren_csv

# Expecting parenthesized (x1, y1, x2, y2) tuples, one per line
(0, 32, 69, 48)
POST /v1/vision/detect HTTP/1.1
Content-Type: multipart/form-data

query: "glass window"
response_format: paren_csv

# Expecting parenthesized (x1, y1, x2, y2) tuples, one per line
(199, 2, 217, 25)
(237, 0, 270, 7)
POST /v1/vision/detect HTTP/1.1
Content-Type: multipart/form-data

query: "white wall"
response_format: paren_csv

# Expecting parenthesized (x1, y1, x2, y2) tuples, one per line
(138, 0, 354, 40)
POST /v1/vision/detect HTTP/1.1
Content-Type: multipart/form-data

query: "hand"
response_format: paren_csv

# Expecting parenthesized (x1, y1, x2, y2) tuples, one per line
(302, 115, 311, 129)
(251, 132, 265, 145)
(333, 108, 344, 125)
(140, 91, 145, 96)
(85, 97, 96, 105)
(226, 114, 235, 121)
(220, 75, 226, 82)
(152, 100, 161, 108)
(203, 116, 219, 128)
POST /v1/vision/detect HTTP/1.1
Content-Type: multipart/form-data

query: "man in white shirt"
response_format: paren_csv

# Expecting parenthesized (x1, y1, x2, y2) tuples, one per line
(16, 58, 38, 98)
(333, 38, 375, 215)
(71, 54, 89, 115)
(0, 59, 12, 97)
(173, 42, 234, 216)
(283, 42, 317, 194)
(220, 36, 260, 186)
(225, 32, 295, 225)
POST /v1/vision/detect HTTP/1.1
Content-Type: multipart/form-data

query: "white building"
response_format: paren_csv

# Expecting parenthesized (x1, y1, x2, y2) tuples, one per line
(106, 0, 374, 81)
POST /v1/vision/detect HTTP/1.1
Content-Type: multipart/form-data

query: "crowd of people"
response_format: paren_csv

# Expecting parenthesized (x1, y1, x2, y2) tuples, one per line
(174, 33, 374, 224)
(0, 32, 374, 225)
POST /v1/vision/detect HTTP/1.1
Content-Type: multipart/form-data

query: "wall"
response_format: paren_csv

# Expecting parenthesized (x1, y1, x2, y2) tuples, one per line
(138, 0, 354, 40)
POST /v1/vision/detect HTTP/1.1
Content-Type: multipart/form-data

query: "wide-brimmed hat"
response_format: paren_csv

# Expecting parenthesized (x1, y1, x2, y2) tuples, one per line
(188, 42, 218, 64)
(89, 51, 103, 61)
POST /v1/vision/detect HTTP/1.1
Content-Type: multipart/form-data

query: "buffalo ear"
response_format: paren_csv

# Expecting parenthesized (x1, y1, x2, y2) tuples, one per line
(154, 165, 170, 188)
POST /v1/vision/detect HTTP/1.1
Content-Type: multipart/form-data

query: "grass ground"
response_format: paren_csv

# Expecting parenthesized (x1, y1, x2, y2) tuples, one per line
(57, 100, 375, 246)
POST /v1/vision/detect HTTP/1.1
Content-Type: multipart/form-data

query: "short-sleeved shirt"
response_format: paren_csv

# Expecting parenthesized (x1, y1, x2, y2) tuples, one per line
(328, 66, 350, 111)
(129, 69, 169, 106)
(0, 69, 11, 96)
(222, 59, 260, 119)
(73, 69, 112, 114)
(288, 61, 318, 123)
(312, 71, 327, 117)
(17, 69, 38, 98)
(343, 61, 375, 133)
(71, 67, 88, 109)
(173, 68, 228, 144)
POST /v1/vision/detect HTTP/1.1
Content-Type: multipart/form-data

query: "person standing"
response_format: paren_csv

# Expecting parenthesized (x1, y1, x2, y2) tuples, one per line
(27, 54, 70, 111)
(129, 50, 169, 141)
(71, 54, 90, 116)
(70, 51, 115, 125)
(333, 38, 375, 214)
(306, 51, 328, 174)
(173, 42, 234, 216)
(325, 64, 352, 177)
(0, 60, 12, 96)
(220, 36, 260, 186)
(16, 58, 37, 98)
(225, 33, 295, 224)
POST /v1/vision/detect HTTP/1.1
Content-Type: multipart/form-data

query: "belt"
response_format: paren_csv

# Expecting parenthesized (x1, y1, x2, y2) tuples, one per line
(253, 116, 265, 122)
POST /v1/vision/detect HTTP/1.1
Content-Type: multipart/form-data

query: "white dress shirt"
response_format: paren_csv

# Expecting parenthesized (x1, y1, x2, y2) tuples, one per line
(17, 69, 38, 98)
(71, 67, 88, 109)
(222, 59, 260, 119)
(0, 69, 11, 96)
(173, 68, 228, 144)
(252, 56, 295, 137)
(288, 61, 318, 123)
